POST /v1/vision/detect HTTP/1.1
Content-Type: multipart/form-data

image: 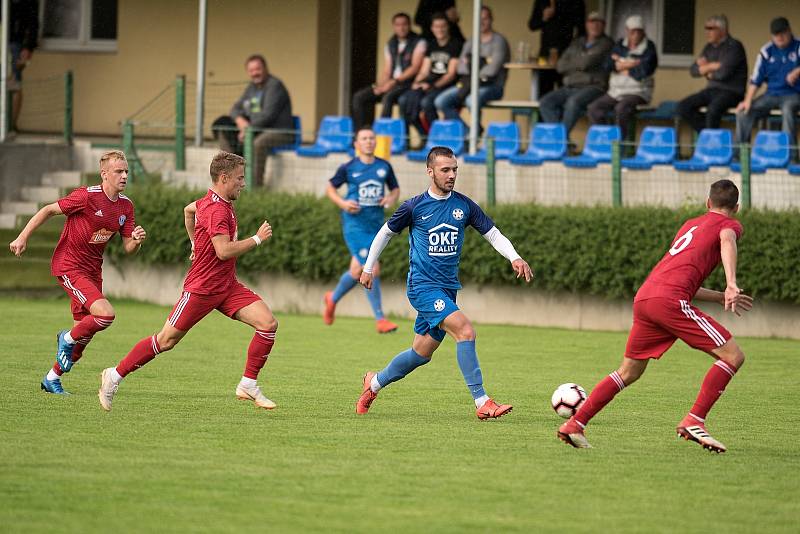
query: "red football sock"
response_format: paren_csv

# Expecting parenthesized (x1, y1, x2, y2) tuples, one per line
(575, 371, 627, 427)
(52, 336, 92, 376)
(243, 330, 276, 380)
(689, 360, 738, 421)
(70, 315, 114, 340)
(116, 335, 162, 377)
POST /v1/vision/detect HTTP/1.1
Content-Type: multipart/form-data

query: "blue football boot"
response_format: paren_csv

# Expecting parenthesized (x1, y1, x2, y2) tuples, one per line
(41, 375, 70, 395)
(55, 330, 75, 373)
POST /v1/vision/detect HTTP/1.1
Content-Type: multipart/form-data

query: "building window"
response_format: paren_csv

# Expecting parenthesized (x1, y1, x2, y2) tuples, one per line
(40, 0, 117, 52)
(605, 0, 696, 67)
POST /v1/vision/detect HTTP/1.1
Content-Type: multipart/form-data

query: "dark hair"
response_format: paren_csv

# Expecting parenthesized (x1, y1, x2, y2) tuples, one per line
(210, 151, 245, 182)
(430, 12, 449, 25)
(709, 179, 739, 210)
(427, 146, 456, 168)
(245, 54, 267, 68)
(355, 125, 374, 136)
(481, 5, 493, 19)
(392, 12, 411, 24)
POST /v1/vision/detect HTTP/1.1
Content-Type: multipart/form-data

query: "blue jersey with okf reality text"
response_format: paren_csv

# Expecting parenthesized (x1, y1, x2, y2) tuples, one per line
(387, 191, 494, 290)
(330, 157, 399, 232)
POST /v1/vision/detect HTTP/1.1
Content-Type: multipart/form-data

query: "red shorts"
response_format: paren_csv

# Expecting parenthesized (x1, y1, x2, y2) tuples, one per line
(625, 297, 731, 359)
(57, 273, 105, 321)
(167, 281, 261, 332)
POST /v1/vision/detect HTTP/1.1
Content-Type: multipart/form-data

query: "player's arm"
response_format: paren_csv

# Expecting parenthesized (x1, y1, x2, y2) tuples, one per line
(211, 221, 272, 261)
(380, 186, 400, 208)
(481, 226, 533, 282)
(360, 223, 398, 289)
(184, 201, 197, 243)
(719, 227, 749, 315)
(9, 202, 63, 257)
(326, 183, 359, 214)
(121, 226, 147, 254)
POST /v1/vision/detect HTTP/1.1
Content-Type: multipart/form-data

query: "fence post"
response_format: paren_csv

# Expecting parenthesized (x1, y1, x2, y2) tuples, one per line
(63, 71, 73, 145)
(739, 143, 751, 209)
(244, 126, 254, 189)
(486, 136, 496, 206)
(611, 140, 622, 207)
(122, 120, 146, 182)
(174, 75, 186, 171)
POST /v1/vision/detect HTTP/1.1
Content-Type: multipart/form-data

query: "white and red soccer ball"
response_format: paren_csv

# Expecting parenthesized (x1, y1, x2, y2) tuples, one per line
(551, 383, 587, 418)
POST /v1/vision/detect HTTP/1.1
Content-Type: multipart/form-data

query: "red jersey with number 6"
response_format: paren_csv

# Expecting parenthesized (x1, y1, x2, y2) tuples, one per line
(51, 185, 135, 278)
(635, 212, 743, 303)
(182, 189, 238, 295)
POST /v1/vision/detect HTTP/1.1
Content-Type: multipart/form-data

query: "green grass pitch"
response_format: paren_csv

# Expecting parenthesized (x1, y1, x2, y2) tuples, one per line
(1, 296, 798, 533)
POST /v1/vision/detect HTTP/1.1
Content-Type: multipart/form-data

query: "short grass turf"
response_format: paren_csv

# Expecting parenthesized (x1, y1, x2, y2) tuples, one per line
(1, 297, 798, 533)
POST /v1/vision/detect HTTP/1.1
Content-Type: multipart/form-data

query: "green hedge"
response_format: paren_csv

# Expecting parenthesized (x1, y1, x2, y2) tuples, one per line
(106, 185, 800, 303)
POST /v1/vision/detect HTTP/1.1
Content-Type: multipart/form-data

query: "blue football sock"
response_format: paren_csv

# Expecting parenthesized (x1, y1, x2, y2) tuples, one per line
(364, 275, 385, 319)
(456, 340, 486, 400)
(331, 271, 358, 303)
(376, 348, 430, 388)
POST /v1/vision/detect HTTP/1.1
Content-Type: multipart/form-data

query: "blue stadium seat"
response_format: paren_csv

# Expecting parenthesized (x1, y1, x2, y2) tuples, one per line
(673, 129, 733, 172)
(407, 120, 466, 161)
(789, 163, 800, 175)
(730, 131, 790, 173)
(509, 123, 567, 166)
(563, 125, 621, 168)
(296, 116, 353, 158)
(373, 117, 407, 154)
(464, 122, 521, 163)
(274, 115, 302, 152)
(621, 127, 676, 169)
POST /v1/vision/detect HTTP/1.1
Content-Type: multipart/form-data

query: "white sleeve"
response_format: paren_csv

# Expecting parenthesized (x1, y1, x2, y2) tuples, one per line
(363, 223, 398, 274)
(482, 226, 521, 262)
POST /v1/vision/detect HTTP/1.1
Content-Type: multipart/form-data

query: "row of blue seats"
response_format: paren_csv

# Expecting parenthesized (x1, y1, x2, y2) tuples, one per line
(289, 115, 800, 174)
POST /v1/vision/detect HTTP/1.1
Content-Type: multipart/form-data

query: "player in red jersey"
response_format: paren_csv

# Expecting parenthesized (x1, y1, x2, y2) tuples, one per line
(558, 179, 753, 453)
(9, 150, 146, 395)
(98, 151, 279, 412)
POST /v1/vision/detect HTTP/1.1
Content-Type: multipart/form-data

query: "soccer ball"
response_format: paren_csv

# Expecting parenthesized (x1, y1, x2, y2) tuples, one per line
(551, 383, 587, 418)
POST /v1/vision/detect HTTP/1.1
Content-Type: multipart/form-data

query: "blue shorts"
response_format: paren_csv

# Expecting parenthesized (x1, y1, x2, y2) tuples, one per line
(407, 286, 459, 342)
(343, 227, 378, 265)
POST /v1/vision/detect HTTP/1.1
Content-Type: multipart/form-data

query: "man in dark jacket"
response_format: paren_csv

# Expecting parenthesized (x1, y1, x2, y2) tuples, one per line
(528, 0, 585, 96)
(352, 13, 427, 129)
(213, 54, 293, 185)
(677, 15, 748, 132)
(539, 11, 613, 136)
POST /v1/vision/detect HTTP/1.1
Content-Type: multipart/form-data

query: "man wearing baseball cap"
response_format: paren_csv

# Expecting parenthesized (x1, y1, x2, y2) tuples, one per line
(735, 17, 800, 157)
(587, 15, 658, 140)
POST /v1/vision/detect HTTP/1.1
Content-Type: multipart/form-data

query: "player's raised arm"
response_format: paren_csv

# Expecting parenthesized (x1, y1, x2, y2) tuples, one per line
(211, 220, 272, 261)
(9, 202, 63, 257)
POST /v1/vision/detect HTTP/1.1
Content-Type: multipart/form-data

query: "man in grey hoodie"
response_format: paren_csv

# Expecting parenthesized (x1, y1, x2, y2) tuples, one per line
(539, 11, 613, 136)
(213, 54, 294, 185)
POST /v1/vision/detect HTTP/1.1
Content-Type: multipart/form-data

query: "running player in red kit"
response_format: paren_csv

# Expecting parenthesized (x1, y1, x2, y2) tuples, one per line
(98, 152, 278, 412)
(558, 179, 753, 453)
(9, 150, 146, 395)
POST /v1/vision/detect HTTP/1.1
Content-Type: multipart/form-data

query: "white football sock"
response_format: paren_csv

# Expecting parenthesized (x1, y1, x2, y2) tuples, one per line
(239, 377, 257, 389)
(370, 374, 382, 393)
(474, 394, 490, 408)
(108, 367, 123, 384)
(46, 369, 60, 381)
(64, 331, 75, 344)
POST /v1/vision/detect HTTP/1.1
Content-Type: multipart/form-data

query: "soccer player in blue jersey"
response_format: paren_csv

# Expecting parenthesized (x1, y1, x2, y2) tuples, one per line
(355, 146, 533, 419)
(324, 127, 401, 334)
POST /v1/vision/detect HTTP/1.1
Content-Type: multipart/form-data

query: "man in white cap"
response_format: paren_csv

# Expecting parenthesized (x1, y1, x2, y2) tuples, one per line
(587, 15, 658, 140)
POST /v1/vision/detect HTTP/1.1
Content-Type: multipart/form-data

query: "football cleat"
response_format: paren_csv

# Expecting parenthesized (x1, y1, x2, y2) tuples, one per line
(375, 318, 398, 334)
(98, 368, 119, 412)
(355, 371, 378, 414)
(55, 330, 75, 373)
(236, 384, 277, 410)
(323, 291, 336, 325)
(557, 417, 592, 448)
(677, 416, 727, 453)
(41, 376, 69, 395)
(476, 398, 513, 420)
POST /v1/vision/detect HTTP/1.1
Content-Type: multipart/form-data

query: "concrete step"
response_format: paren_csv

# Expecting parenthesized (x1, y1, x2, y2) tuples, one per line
(41, 171, 83, 187)
(13, 215, 64, 234)
(0, 213, 16, 229)
(1, 201, 39, 214)
(185, 146, 220, 172)
(163, 169, 208, 189)
(20, 185, 61, 203)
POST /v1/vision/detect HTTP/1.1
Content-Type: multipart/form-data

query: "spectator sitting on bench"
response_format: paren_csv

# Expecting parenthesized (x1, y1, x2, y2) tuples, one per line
(434, 5, 510, 131)
(528, 0, 586, 96)
(735, 17, 800, 158)
(539, 11, 613, 137)
(211, 54, 293, 186)
(587, 15, 657, 141)
(677, 15, 747, 132)
(351, 12, 427, 129)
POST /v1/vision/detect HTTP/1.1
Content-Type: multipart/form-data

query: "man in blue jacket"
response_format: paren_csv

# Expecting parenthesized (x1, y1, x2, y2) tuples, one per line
(735, 17, 800, 152)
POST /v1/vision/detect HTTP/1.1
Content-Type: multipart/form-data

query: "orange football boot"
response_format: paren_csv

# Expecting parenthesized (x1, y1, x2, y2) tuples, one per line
(356, 371, 379, 414)
(476, 398, 513, 420)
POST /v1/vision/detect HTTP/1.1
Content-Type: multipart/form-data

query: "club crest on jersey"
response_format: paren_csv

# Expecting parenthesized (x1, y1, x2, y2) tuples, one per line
(452, 208, 464, 220)
(119, 215, 126, 227)
(358, 179, 383, 207)
(376, 168, 387, 178)
(428, 223, 459, 256)
(434, 299, 446, 312)
(359, 248, 368, 259)
(89, 228, 115, 244)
